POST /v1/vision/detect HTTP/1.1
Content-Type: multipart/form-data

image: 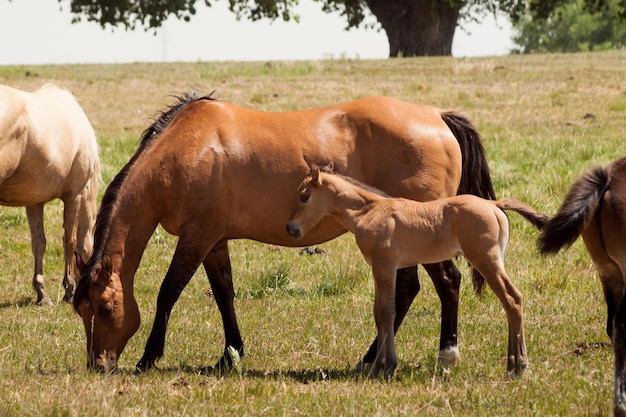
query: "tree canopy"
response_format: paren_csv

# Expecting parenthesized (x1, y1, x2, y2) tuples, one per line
(62, 0, 626, 57)
(512, 0, 626, 53)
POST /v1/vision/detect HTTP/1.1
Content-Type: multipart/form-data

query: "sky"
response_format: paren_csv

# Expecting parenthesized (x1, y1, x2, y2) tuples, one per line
(0, 1, 515, 65)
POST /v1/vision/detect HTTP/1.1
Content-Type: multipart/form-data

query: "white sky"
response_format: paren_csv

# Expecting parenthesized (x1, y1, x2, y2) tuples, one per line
(0, 1, 515, 65)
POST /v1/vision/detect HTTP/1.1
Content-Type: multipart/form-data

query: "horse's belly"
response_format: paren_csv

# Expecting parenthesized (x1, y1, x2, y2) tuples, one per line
(0, 185, 57, 206)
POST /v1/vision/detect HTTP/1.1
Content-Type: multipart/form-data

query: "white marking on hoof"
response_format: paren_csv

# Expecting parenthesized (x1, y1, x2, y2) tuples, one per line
(437, 346, 461, 368)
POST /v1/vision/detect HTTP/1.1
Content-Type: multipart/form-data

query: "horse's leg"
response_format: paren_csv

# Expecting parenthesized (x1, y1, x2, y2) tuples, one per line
(135, 237, 212, 372)
(358, 265, 420, 370)
(25, 203, 52, 306)
(612, 291, 626, 417)
(423, 260, 461, 367)
(599, 268, 625, 341)
(475, 260, 527, 376)
(200, 239, 244, 370)
(60, 195, 82, 302)
(74, 189, 96, 281)
(371, 260, 398, 379)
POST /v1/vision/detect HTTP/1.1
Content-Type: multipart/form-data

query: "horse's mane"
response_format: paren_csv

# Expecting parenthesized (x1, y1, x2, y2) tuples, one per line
(73, 91, 218, 310)
(323, 169, 391, 198)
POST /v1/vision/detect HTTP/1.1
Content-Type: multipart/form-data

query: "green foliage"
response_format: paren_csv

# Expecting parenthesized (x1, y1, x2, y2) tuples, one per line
(512, 0, 626, 53)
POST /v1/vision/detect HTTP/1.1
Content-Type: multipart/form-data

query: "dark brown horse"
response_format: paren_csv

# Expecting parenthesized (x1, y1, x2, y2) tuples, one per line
(538, 156, 626, 417)
(73, 92, 495, 372)
(287, 164, 547, 378)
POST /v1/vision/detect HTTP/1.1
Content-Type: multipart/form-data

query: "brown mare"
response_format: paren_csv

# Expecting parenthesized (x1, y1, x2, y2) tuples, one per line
(537, 157, 626, 417)
(73, 92, 496, 372)
(286, 163, 548, 378)
(0, 83, 100, 305)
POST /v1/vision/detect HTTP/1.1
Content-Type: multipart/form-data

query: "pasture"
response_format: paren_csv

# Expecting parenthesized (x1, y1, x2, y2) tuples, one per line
(0, 51, 625, 415)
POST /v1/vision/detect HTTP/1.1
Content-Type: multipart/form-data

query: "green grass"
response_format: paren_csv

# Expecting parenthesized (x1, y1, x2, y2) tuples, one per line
(1, 50, 625, 415)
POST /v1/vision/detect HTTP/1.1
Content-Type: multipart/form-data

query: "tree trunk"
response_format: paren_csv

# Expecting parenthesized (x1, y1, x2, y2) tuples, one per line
(366, 0, 462, 57)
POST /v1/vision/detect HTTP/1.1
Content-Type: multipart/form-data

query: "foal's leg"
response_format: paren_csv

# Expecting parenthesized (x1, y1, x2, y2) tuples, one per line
(136, 236, 214, 372)
(371, 260, 399, 379)
(358, 265, 420, 367)
(475, 260, 527, 375)
(26, 203, 52, 306)
(201, 239, 244, 370)
(612, 293, 626, 417)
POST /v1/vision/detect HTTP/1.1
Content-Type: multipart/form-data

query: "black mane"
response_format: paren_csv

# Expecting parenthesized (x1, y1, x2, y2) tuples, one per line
(73, 91, 218, 310)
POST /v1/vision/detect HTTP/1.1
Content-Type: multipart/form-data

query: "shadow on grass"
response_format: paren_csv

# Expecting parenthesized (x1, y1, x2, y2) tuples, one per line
(0, 297, 35, 309)
(147, 361, 434, 384)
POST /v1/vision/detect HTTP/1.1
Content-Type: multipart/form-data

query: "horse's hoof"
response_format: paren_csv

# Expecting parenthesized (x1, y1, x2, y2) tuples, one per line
(354, 360, 380, 378)
(135, 359, 156, 374)
(36, 297, 53, 307)
(437, 346, 461, 368)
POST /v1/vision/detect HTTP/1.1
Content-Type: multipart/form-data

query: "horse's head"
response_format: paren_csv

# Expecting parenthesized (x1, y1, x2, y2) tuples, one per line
(286, 162, 335, 239)
(73, 253, 140, 372)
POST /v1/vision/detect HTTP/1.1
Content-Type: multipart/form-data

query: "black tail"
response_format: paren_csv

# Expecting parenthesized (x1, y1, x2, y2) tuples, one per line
(442, 111, 496, 294)
(538, 165, 610, 255)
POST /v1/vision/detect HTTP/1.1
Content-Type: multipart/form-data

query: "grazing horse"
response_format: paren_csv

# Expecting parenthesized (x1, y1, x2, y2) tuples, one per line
(537, 157, 626, 417)
(0, 83, 100, 305)
(72, 92, 496, 372)
(287, 163, 548, 378)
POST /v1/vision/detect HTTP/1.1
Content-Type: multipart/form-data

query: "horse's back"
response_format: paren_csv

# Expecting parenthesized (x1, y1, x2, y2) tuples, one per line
(0, 83, 98, 205)
(170, 95, 461, 198)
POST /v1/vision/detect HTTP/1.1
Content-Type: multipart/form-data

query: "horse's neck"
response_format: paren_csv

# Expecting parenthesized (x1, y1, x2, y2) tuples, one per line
(328, 179, 383, 233)
(103, 193, 158, 282)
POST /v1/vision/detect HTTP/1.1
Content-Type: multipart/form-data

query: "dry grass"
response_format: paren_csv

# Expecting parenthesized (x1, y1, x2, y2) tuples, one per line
(0, 50, 625, 416)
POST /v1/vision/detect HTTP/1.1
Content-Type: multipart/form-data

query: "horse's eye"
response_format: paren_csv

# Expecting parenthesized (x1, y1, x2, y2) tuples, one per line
(300, 193, 310, 203)
(100, 303, 114, 315)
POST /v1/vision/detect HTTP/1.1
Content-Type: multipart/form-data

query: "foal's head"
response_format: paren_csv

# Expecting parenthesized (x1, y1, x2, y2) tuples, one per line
(286, 163, 335, 239)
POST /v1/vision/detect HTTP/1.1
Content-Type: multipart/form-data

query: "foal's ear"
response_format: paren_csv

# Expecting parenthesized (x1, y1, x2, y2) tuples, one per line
(321, 162, 334, 173)
(311, 164, 320, 184)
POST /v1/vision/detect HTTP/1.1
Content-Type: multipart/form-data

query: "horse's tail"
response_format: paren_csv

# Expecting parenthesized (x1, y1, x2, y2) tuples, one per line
(537, 165, 610, 255)
(442, 111, 496, 201)
(495, 198, 549, 230)
(442, 110, 496, 294)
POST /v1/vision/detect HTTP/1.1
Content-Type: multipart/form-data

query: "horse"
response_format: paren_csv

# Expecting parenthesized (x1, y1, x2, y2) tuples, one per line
(537, 156, 626, 417)
(72, 91, 496, 372)
(0, 83, 100, 306)
(286, 163, 548, 378)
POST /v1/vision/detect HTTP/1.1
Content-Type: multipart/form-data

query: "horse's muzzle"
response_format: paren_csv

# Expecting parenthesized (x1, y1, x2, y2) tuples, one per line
(89, 350, 118, 373)
(286, 222, 303, 239)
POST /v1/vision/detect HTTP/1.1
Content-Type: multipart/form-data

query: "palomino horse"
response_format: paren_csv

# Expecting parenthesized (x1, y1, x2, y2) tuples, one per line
(537, 157, 626, 417)
(73, 92, 496, 372)
(287, 163, 548, 378)
(0, 83, 100, 305)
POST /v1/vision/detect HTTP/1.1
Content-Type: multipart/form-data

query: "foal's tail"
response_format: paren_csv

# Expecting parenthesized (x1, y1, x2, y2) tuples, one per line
(442, 111, 496, 294)
(495, 198, 549, 231)
(537, 165, 610, 255)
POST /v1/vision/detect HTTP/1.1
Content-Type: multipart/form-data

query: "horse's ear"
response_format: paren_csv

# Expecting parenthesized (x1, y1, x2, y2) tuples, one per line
(311, 164, 320, 184)
(321, 162, 334, 173)
(74, 252, 86, 273)
(96, 254, 113, 281)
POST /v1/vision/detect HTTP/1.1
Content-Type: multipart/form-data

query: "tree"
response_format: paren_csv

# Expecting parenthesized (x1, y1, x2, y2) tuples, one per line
(512, 0, 626, 53)
(62, 0, 626, 57)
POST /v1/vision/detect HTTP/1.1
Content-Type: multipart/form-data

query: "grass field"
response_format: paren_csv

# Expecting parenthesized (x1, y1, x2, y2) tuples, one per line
(0, 50, 625, 416)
